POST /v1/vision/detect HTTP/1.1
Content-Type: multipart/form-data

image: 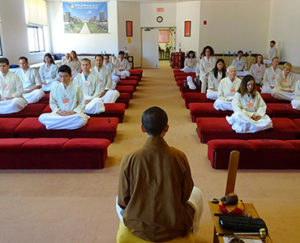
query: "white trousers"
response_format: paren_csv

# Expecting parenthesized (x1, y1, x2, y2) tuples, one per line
(206, 89, 218, 100)
(272, 87, 295, 101)
(261, 85, 273, 94)
(200, 74, 208, 93)
(23, 89, 45, 104)
(41, 80, 59, 92)
(115, 186, 203, 234)
(101, 90, 120, 103)
(0, 97, 27, 114)
(181, 67, 196, 73)
(84, 97, 105, 114)
(226, 112, 273, 133)
(187, 76, 196, 90)
(112, 75, 120, 90)
(213, 98, 233, 111)
(117, 71, 130, 79)
(291, 99, 300, 110)
(39, 112, 89, 130)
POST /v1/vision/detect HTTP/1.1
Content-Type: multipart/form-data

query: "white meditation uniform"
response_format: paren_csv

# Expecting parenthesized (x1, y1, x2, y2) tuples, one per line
(226, 92, 272, 133)
(206, 71, 224, 100)
(39, 82, 89, 130)
(249, 63, 266, 85)
(232, 58, 247, 71)
(103, 62, 120, 86)
(115, 58, 131, 79)
(213, 77, 242, 111)
(0, 71, 27, 114)
(291, 80, 300, 110)
(73, 73, 105, 114)
(181, 58, 197, 73)
(198, 56, 216, 93)
(261, 66, 281, 93)
(271, 71, 296, 101)
(39, 63, 59, 92)
(269, 47, 278, 60)
(14, 68, 45, 103)
(69, 60, 81, 77)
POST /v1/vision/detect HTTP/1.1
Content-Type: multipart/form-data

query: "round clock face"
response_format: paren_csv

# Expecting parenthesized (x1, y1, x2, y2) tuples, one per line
(156, 16, 163, 23)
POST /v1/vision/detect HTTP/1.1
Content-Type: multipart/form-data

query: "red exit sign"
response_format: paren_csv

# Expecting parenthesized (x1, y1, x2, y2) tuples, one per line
(157, 8, 164, 12)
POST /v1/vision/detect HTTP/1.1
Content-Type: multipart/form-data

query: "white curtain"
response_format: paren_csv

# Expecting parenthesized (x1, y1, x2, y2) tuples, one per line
(25, 0, 48, 26)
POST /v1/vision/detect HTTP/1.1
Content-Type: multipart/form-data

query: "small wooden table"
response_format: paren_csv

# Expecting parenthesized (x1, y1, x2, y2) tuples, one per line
(208, 201, 268, 243)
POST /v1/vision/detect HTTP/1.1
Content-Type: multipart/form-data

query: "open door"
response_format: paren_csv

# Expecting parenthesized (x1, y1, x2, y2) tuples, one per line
(142, 28, 159, 68)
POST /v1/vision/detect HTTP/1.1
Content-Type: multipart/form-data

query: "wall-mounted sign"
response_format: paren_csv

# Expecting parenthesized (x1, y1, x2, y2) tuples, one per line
(126, 21, 133, 37)
(184, 21, 191, 37)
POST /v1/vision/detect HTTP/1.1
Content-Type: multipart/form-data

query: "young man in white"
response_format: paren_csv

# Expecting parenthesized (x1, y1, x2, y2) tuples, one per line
(261, 57, 281, 93)
(14, 56, 45, 103)
(231, 50, 247, 71)
(264, 41, 278, 65)
(115, 51, 131, 79)
(213, 66, 242, 111)
(39, 65, 89, 130)
(74, 58, 105, 114)
(103, 54, 119, 89)
(0, 58, 27, 114)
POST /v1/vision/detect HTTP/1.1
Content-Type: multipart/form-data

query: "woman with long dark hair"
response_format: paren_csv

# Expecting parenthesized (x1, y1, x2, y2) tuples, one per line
(39, 53, 58, 91)
(181, 50, 197, 73)
(249, 54, 266, 85)
(206, 59, 226, 100)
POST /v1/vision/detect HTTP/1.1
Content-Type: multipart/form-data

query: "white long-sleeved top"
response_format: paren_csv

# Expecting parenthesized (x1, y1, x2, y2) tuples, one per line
(73, 73, 102, 99)
(0, 71, 23, 99)
(14, 68, 41, 90)
(275, 71, 297, 92)
(268, 47, 278, 60)
(115, 58, 130, 71)
(249, 63, 266, 84)
(262, 66, 281, 88)
(68, 60, 81, 74)
(49, 82, 84, 114)
(39, 63, 58, 84)
(197, 56, 216, 78)
(217, 77, 242, 100)
(232, 91, 267, 118)
(91, 66, 113, 92)
(208, 71, 223, 90)
(232, 58, 247, 71)
(294, 80, 300, 99)
(103, 62, 117, 75)
(184, 58, 197, 69)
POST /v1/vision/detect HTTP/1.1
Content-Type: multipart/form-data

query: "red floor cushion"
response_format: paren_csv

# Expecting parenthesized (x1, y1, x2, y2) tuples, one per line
(261, 93, 290, 103)
(196, 117, 298, 143)
(117, 92, 131, 108)
(182, 93, 213, 108)
(15, 117, 119, 141)
(0, 138, 110, 169)
(267, 103, 300, 118)
(118, 79, 138, 86)
(116, 85, 135, 96)
(0, 104, 48, 118)
(0, 118, 24, 138)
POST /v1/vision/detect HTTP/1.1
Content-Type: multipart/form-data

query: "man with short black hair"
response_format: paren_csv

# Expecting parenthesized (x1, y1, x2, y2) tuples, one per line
(0, 57, 27, 114)
(115, 51, 130, 79)
(103, 54, 119, 89)
(117, 106, 203, 242)
(269, 40, 278, 60)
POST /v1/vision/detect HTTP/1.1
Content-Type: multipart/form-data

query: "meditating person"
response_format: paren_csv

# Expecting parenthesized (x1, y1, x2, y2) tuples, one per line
(249, 54, 266, 85)
(0, 57, 27, 114)
(115, 51, 130, 79)
(206, 59, 226, 100)
(197, 45, 216, 93)
(62, 53, 72, 65)
(103, 54, 119, 88)
(291, 80, 300, 110)
(231, 50, 247, 71)
(39, 65, 89, 130)
(117, 106, 203, 242)
(268, 40, 278, 61)
(261, 57, 281, 93)
(271, 62, 296, 101)
(213, 66, 242, 111)
(181, 50, 197, 73)
(73, 58, 105, 114)
(15, 56, 45, 103)
(39, 53, 59, 91)
(69, 50, 82, 77)
(226, 75, 273, 133)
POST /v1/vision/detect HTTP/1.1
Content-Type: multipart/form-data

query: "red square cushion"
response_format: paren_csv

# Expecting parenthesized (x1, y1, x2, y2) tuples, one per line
(292, 119, 300, 128)
(261, 93, 289, 103)
(116, 85, 135, 95)
(189, 103, 232, 121)
(118, 80, 138, 86)
(38, 93, 50, 104)
(267, 103, 300, 118)
(0, 118, 24, 138)
(0, 138, 30, 151)
(117, 92, 131, 108)
(0, 104, 47, 118)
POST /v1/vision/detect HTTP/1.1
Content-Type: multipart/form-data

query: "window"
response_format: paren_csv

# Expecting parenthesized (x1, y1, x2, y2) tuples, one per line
(27, 25, 46, 53)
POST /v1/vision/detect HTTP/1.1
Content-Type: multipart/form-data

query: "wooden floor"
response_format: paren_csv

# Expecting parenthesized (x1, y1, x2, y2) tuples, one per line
(0, 61, 299, 242)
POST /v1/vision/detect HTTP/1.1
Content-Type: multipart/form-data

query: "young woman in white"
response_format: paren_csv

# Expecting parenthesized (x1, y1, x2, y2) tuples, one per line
(227, 75, 272, 133)
(291, 80, 300, 110)
(198, 46, 216, 93)
(69, 50, 82, 77)
(261, 57, 281, 93)
(249, 54, 266, 85)
(206, 59, 226, 100)
(271, 62, 296, 101)
(39, 53, 59, 92)
(181, 51, 197, 73)
(231, 50, 247, 71)
(213, 66, 241, 111)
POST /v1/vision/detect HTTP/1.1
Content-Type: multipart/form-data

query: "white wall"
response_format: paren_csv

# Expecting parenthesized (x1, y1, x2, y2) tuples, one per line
(176, 1, 201, 55)
(268, 0, 300, 66)
(117, 2, 141, 67)
(199, 0, 270, 55)
(0, 0, 47, 64)
(140, 3, 176, 28)
(47, 0, 119, 56)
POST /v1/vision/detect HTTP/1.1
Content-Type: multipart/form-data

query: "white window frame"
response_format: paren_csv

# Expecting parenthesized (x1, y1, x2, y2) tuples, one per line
(27, 25, 46, 53)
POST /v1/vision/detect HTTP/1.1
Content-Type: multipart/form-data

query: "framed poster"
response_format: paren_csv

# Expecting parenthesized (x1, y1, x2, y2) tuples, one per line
(184, 21, 191, 37)
(126, 21, 133, 37)
(63, 2, 108, 34)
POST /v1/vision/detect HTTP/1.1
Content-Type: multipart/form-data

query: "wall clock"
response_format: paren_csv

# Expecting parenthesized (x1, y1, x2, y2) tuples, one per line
(156, 16, 163, 23)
